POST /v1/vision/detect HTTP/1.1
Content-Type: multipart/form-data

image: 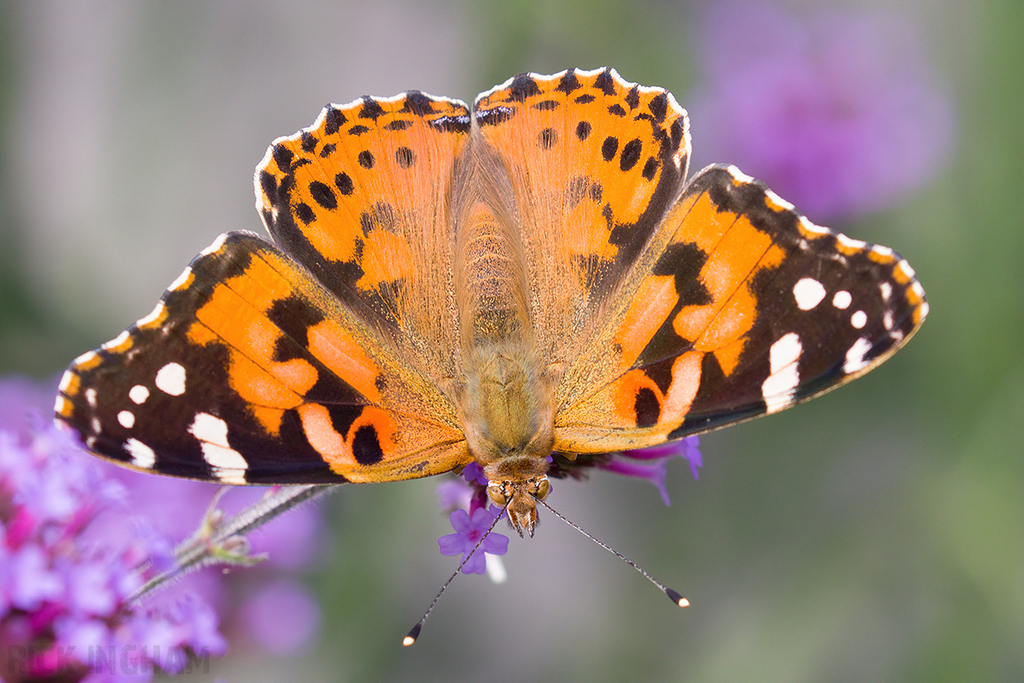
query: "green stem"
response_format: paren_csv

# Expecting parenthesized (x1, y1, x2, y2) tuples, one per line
(128, 484, 335, 603)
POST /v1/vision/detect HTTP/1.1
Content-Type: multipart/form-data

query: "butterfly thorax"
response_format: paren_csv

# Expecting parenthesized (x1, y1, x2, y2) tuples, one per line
(460, 341, 554, 537)
(453, 188, 556, 537)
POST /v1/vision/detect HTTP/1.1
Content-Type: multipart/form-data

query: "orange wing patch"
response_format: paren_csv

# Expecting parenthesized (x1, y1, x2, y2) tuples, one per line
(472, 68, 690, 365)
(256, 92, 472, 386)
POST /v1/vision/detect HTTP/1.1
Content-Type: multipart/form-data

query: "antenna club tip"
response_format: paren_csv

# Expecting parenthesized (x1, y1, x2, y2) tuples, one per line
(403, 624, 422, 647)
(666, 588, 689, 608)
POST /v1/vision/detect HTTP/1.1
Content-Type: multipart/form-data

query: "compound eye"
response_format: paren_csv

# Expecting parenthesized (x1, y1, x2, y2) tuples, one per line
(534, 477, 551, 500)
(487, 483, 508, 506)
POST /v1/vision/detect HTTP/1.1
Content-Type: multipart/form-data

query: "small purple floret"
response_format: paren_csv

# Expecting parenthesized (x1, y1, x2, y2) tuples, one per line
(607, 436, 702, 505)
(437, 506, 509, 574)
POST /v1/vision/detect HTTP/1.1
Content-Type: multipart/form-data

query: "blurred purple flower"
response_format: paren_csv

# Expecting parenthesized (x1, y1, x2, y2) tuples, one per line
(1, 375, 326, 667)
(237, 578, 321, 656)
(603, 436, 702, 506)
(0, 411, 227, 682)
(688, 1, 954, 220)
(438, 506, 509, 575)
(436, 479, 473, 514)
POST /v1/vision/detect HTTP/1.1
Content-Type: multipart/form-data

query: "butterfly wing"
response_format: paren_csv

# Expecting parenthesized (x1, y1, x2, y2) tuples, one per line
(471, 68, 690, 369)
(256, 92, 472, 387)
(57, 92, 478, 486)
(553, 164, 928, 452)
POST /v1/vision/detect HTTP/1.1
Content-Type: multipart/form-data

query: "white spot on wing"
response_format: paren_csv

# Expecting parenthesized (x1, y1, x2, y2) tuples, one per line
(764, 189, 794, 211)
(799, 216, 828, 236)
(189, 412, 230, 447)
(883, 311, 894, 330)
(85, 388, 98, 407)
(155, 362, 186, 396)
(879, 282, 892, 301)
(725, 165, 754, 184)
(169, 266, 193, 291)
(200, 233, 229, 256)
(71, 350, 99, 368)
(762, 332, 802, 413)
(189, 412, 248, 484)
(136, 300, 166, 328)
(897, 259, 916, 279)
(836, 233, 867, 251)
(843, 337, 873, 374)
(102, 330, 131, 350)
(832, 290, 852, 309)
(793, 277, 826, 310)
(851, 310, 868, 329)
(126, 438, 156, 469)
(129, 385, 150, 404)
(58, 370, 75, 392)
(201, 444, 249, 484)
(117, 410, 135, 429)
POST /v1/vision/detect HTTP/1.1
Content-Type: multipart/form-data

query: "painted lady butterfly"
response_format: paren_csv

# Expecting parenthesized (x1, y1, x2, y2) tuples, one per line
(55, 68, 927, 537)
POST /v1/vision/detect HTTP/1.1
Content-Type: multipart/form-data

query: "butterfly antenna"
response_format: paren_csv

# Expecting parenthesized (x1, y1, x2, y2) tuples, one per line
(536, 498, 690, 609)
(403, 504, 509, 646)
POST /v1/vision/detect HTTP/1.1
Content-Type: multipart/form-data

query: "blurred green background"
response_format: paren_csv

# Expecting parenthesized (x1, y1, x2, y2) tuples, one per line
(1, 1, 1021, 681)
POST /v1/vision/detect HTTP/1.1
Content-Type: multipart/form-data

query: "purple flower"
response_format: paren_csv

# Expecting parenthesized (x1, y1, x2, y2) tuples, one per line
(603, 436, 702, 506)
(437, 506, 509, 575)
(459, 461, 488, 488)
(688, 2, 954, 220)
(2, 376, 327, 661)
(0, 414, 226, 682)
(1, 376, 327, 675)
(236, 579, 321, 656)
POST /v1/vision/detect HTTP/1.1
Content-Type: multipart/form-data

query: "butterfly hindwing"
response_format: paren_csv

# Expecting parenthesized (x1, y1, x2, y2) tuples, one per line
(55, 232, 470, 484)
(256, 92, 472, 387)
(472, 68, 690, 367)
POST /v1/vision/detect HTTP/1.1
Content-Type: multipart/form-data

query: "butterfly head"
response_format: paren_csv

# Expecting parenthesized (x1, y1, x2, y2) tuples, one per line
(484, 456, 550, 537)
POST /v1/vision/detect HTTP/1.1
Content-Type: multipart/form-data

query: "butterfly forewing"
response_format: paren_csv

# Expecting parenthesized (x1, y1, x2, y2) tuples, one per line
(553, 164, 927, 452)
(56, 232, 470, 485)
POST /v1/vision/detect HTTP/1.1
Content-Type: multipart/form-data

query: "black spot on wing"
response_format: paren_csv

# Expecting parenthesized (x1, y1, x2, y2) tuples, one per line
(309, 181, 337, 210)
(594, 68, 617, 95)
(601, 136, 619, 162)
(352, 424, 385, 465)
(401, 91, 435, 115)
(634, 387, 661, 428)
(335, 172, 354, 195)
(556, 69, 582, 94)
(625, 85, 640, 110)
(359, 97, 385, 120)
(301, 132, 317, 153)
(648, 93, 668, 122)
(507, 74, 542, 102)
(324, 107, 346, 135)
(395, 147, 415, 168)
(620, 139, 642, 171)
